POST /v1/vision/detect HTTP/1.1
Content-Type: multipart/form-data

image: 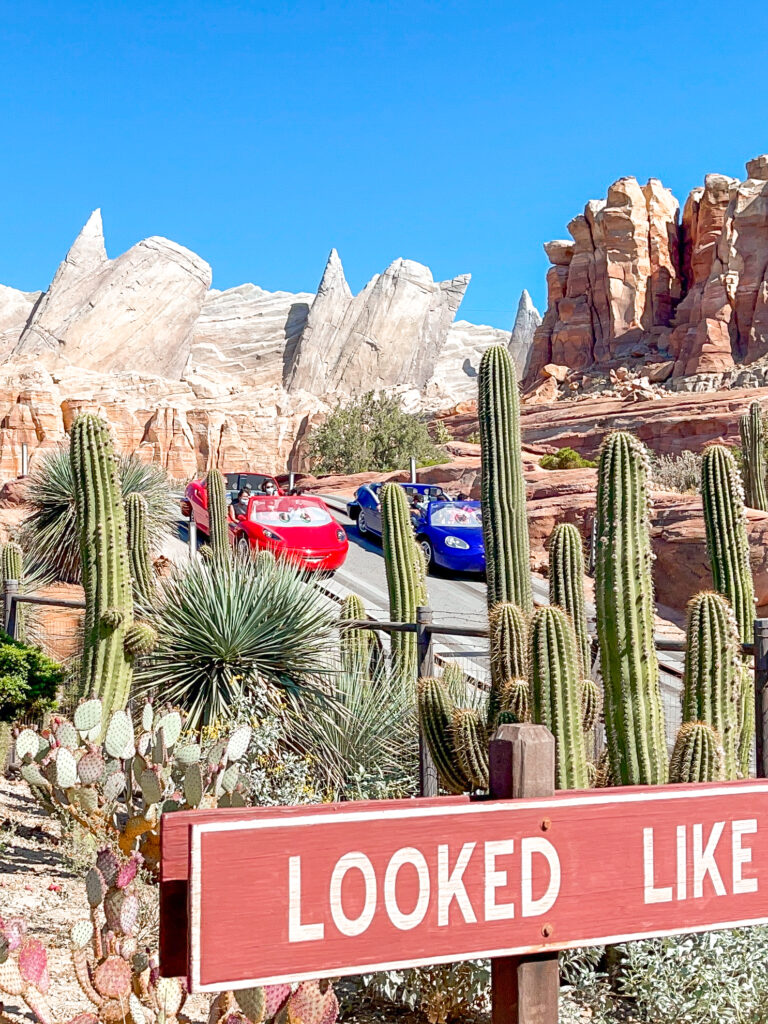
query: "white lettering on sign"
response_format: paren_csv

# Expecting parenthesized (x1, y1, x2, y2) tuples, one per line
(437, 842, 476, 926)
(329, 852, 377, 937)
(384, 848, 431, 931)
(643, 820, 758, 904)
(289, 856, 324, 942)
(484, 840, 516, 921)
(521, 837, 561, 917)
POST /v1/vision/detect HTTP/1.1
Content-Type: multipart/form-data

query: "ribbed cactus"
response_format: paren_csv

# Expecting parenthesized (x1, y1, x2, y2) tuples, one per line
(2, 540, 25, 640)
(740, 401, 768, 511)
(71, 415, 135, 716)
(417, 677, 470, 793)
(499, 677, 530, 722)
(125, 493, 153, 603)
(206, 467, 230, 562)
(669, 722, 725, 783)
(549, 523, 591, 677)
(381, 482, 426, 678)
(682, 592, 740, 779)
(529, 605, 589, 790)
(452, 708, 489, 791)
(701, 444, 755, 643)
(487, 602, 527, 725)
(339, 593, 373, 673)
(595, 432, 667, 785)
(581, 678, 601, 733)
(478, 345, 532, 612)
(738, 668, 754, 779)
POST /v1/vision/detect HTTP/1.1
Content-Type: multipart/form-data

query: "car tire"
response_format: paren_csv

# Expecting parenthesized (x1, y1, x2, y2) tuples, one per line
(418, 537, 434, 570)
(237, 534, 251, 557)
(358, 509, 370, 536)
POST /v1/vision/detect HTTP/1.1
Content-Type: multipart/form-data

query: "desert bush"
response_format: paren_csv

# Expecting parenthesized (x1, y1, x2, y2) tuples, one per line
(136, 553, 338, 727)
(0, 630, 63, 722)
(308, 391, 444, 475)
(651, 450, 703, 493)
(359, 960, 490, 1022)
(21, 446, 175, 582)
(539, 446, 597, 470)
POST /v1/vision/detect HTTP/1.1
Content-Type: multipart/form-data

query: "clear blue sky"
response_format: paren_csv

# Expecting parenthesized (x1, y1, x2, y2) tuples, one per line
(2, 0, 767, 327)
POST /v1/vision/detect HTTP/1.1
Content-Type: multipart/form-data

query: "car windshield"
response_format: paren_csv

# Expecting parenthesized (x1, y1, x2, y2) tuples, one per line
(251, 506, 333, 527)
(429, 503, 482, 528)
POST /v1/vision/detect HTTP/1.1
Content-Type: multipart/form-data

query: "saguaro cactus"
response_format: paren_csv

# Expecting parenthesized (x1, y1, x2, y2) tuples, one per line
(339, 593, 373, 673)
(125, 493, 153, 603)
(2, 540, 24, 639)
(548, 522, 591, 676)
(71, 415, 136, 715)
(682, 591, 740, 779)
(740, 401, 768, 511)
(595, 431, 667, 785)
(381, 482, 426, 678)
(206, 467, 230, 562)
(487, 602, 527, 724)
(478, 345, 532, 612)
(669, 722, 724, 783)
(529, 605, 589, 790)
(417, 677, 470, 793)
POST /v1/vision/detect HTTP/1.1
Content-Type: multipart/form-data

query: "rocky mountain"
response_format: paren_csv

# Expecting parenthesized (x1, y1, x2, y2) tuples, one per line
(527, 153, 768, 384)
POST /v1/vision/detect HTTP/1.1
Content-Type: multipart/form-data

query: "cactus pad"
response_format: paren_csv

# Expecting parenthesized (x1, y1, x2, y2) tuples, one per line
(155, 976, 184, 1017)
(93, 955, 133, 999)
(105, 711, 134, 759)
(21, 762, 48, 789)
(15, 729, 39, 760)
(184, 764, 204, 807)
(18, 938, 48, 990)
(77, 750, 105, 785)
(156, 711, 182, 747)
(96, 848, 121, 887)
(175, 742, 201, 765)
(140, 701, 154, 732)
(116, 856, 139, 889)
(103, 773, 126, 802)
(55, 747, 78, 789)
(85, 866, 107, 907)
(225, 725, 252, 763)
(139, 768, 163, 805)
(55, 720, 80, 750)
(70, 920, 94, 950)
(74, 699, 103, 733)
(236, 986, 267, 1023)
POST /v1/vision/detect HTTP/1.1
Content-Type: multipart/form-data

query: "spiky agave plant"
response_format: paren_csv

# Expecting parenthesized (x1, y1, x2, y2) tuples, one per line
(135, 553, 338, 728)
(21, 445, 175, 582)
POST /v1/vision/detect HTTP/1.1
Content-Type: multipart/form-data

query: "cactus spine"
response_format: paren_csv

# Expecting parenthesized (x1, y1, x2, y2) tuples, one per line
(529, 606, 589, 790)
(669, 722, 724, 783)
(125, 493, 153, 603)
(478, 345, 532, 612)
(452, 708, 489, 790)
(1, 541, 24, 640)
(487, 602, 528, 725)
(682, 592, 740, 779)
(206, 467, 229, 562)
(548, 523, 591, 677)
(381, 482, 426, 678)
(595, 432, 667, 785)
(339, 593, 373, 673)
(71, 415, 135, 716)
(739, 401, 768, 511)
(417, 677, 469, 793)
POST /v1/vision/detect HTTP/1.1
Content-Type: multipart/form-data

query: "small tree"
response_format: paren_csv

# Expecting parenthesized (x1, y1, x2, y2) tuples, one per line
(308, 392, 443, 475)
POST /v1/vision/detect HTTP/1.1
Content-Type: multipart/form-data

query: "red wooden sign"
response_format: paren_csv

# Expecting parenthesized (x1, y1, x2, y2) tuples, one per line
(180, 780, 768, 992)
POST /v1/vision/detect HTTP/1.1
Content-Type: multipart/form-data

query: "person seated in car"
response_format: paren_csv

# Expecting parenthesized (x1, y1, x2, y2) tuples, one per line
(231, 487, 251, 518)
(263, 479, 278, 496)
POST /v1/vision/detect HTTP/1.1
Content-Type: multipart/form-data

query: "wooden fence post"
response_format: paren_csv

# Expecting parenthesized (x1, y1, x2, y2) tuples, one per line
(754, 618, 768, 778)
(489, 723, 559, 1024)
(416, 605, 438, 797)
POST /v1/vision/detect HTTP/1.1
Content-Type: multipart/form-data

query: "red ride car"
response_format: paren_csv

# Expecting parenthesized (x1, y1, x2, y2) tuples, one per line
(182, 472, 348, 573)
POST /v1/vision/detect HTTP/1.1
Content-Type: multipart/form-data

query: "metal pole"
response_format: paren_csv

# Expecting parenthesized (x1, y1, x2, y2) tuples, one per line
(489, 723, 559, 1024)
(288, 471, 295, 493)
(188, 515, 197, 559)
(416, 605, 438, 797)
(20, 443, 28, 478)
(409, 457, 417, 484)
(4, 578, 19, 638)
(754, 618, 768, 778)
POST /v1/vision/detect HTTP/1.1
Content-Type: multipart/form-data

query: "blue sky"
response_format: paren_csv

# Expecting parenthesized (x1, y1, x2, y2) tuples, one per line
(2, 0, 767, 328)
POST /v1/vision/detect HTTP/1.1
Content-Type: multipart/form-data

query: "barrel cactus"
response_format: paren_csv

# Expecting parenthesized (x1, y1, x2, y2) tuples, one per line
(417, 677, 470, 794)
(381, 482, 426, 678)
(529, 605, 589, 790)
(669, 722, 725, 783)
(206, 467, 230, 562)
(595, 431, 667, 785)
(548, 523, 591, 676)
(125, 493, 154, 603)
(740, 401, 768, 511)
(478, 345, 532, 612)
(487, 601, 527, 725)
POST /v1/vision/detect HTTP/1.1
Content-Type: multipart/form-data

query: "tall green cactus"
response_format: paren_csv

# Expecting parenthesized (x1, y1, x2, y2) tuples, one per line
(487, 602, 527, 725)
(548, 523, 591, 677)
(125, 493, 154, 603)
(529, 605, 589, 790)
(701, 444, 755, 642)
(71, 415, 136, 716)
(1, 541, 24, 640)
(453, 707, 489, 790)
(417, 677, 470, 793)
(381, 483, 426, 678)
(595, 432, 667, 785)
(206, 467, 230, 562)
(478, 345, 532, 612)
(669, 722, 724, 783)
(339, 593, 373, 673)
(682, 591, 740, 779)
(739, 401, 768, 511)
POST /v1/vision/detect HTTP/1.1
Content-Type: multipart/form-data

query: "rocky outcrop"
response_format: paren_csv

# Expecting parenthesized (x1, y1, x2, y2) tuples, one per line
(0, 286, 40, 361)
(510, 289, 541, 372)
(286, 250, 470, 396)
(528, 154, 768, 384)
(15, 212, 212, 379)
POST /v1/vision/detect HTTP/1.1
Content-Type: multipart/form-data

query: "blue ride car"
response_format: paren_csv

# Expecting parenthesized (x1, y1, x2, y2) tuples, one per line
(347, 482, 485, 573)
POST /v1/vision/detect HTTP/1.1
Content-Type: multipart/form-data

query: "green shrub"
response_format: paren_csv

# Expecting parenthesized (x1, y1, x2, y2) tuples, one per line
(651, 450, 703, 493)
(0, 630, 63, 721)
(540, 447, 597, 470)
(308, 391, 444, 475)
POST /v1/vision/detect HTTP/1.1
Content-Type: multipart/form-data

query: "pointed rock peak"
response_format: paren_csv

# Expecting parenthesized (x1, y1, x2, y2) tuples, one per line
(517, 289, 536, 314)
(66, 209, 107, 268)
(316, 249, 351, 300)
(511, 289, 542, 335)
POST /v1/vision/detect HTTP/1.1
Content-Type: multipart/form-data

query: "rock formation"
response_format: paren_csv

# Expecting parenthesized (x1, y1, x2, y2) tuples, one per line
(528, 154, 768, 384)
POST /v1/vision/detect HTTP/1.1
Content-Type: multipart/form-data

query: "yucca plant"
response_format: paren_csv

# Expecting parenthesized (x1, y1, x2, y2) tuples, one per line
(21, 446, 175, 582)
(135, 553, 338, 728)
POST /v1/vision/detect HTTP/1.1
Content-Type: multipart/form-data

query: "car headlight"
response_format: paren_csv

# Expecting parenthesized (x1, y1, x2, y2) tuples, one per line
(445, 536, 470, 550)
(336, 528, 346, 542)
(262, 528, 284, 543)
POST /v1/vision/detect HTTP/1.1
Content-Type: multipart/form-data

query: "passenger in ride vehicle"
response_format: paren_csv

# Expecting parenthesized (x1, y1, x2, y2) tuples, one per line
(263, 480, 278, 496)
(232, 487, 251, 517)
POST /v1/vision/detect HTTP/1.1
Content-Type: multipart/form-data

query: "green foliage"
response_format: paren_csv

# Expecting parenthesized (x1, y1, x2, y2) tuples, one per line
(548, 522, 591, 677)
(430, 418, 453, 445)
(478, 345, 532, 612)
(595, 432, 667, 785)
(651, 450, 703, 494)
(358, 960, 490, 1021)
(739, 400, 768, 511)
(539, 447, 597, 470)
(125, 492, 154, 603)
(308, 391, 443, 475)
(381, 482, 426, 678)
(136, 553, 338, 728)
(0, 629, 62, 721)
(21, 445, 174, 582)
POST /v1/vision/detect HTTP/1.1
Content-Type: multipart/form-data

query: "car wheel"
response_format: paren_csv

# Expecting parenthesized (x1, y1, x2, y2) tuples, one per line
(358, 509, 370, 536)
(419, 537, 434, 569)
(237, 534, 251, 557)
